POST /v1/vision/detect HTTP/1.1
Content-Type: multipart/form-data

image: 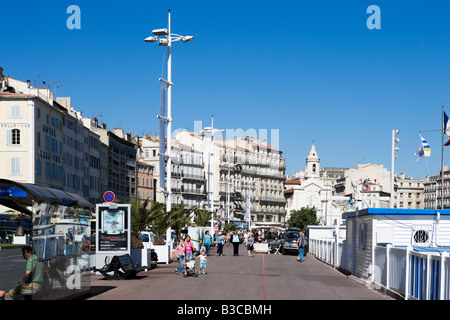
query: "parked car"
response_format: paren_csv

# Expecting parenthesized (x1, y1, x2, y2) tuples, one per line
(268, 232, 285, 253)
(281, 231, 309, 255)
(281, 231, 299, 255)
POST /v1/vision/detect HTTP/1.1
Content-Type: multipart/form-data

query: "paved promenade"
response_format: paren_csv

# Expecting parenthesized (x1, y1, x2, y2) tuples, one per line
(83, 243, 393, 301)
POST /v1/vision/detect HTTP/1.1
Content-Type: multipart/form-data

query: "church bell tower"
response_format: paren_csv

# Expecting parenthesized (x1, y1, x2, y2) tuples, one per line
(305, 144, 320, 179)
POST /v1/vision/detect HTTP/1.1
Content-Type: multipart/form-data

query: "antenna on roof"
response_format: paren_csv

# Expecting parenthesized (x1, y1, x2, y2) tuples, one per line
(54, 81, 63, 97)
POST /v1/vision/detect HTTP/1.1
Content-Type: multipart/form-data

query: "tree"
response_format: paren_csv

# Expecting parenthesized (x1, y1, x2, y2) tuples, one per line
(223, 222, 236, 234)
(193, 208, 212, 227)
(287, 207, 320, 230)
(170, 204, 192, 240)
(130, 195, 154, 249)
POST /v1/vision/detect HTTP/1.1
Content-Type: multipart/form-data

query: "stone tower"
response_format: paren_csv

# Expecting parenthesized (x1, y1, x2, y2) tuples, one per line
(305, 144, 320, 179)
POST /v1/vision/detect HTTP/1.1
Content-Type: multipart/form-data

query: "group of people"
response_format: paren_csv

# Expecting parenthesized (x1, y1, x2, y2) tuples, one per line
(215, 230, 255, 257)
(175, 234, 208, 276)
(173, 229, 307, 277)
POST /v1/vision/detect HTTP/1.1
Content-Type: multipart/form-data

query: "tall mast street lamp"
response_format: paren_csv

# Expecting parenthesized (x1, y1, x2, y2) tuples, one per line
(145, 10, 194, 248)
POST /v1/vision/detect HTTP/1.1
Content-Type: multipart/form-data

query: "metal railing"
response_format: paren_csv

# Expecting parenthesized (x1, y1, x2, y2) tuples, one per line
(310, 237, 450, 300)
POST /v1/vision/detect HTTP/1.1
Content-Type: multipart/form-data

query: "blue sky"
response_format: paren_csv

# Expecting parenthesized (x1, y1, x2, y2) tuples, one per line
(1, 1, 449, 179)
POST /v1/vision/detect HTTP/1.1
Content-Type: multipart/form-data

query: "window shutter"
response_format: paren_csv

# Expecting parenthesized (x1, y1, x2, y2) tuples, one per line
(6, 129, 11, 145)
(11, 156, 20, 175)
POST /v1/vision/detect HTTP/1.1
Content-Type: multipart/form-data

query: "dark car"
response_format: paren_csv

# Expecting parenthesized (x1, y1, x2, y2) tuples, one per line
(281, 231, 299, 255)
(268, 231, 284, 253)
(280, 231, 308, 255)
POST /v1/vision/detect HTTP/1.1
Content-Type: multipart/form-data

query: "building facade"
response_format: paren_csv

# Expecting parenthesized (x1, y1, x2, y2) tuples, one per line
(136, 160, 155, 207)
(0, 71, 138, 209)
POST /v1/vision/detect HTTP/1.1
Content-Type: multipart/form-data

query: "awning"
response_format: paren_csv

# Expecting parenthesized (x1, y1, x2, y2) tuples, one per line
(0, 179, 93, 215)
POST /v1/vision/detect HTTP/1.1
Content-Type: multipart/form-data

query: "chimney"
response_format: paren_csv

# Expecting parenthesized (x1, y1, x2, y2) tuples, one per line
(113, 127, 124, 138)
(93, 117, 98, 127)
(101, 122, 107, 129)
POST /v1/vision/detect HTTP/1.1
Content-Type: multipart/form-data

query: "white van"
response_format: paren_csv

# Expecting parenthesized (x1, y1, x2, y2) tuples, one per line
(139, 231, 155, 249)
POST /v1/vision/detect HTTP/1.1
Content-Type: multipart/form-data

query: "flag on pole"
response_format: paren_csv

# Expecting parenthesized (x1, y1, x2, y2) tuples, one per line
(415, 135, 431, 161)
(444, 112, 450, 146)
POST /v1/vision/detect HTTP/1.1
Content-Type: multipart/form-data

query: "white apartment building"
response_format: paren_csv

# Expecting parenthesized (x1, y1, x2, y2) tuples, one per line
(334, 162, 392, 209)
(0, 76, 64, 189)
(423, 166, 450, 210)
(136, 130, 287, 226)
(175, 130, 287, 226)
(136, 134, 205, 210)
(0, 70, 135, 208)
(395, 173, 425, 209)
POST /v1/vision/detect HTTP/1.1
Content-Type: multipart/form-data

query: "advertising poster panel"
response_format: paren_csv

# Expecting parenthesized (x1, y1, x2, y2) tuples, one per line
(97, 205, 130, 252)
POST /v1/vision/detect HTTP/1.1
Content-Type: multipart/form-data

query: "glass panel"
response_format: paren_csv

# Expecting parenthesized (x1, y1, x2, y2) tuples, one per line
(28, 202, 92, 300)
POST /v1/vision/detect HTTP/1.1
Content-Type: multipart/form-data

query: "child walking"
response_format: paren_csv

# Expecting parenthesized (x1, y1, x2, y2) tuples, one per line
(197, 249, 207, 275)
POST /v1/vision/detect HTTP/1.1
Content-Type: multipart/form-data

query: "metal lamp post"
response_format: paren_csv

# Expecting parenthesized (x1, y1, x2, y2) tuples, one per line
(145, 10, 193, 249)
(145, 9, 194, 212)
(202, 116, 224, 232)
(390, 129, 400, 208)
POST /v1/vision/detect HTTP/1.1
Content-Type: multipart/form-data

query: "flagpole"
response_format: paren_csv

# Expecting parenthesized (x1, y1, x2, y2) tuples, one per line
(442, 106, 445, 210)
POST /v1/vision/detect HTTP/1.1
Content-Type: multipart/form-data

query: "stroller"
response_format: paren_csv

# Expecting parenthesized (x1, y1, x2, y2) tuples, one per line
(183, 257, 198, 278)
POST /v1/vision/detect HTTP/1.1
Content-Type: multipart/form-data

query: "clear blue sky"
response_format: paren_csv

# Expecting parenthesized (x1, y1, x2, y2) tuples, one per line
(1, 1, 449, 179)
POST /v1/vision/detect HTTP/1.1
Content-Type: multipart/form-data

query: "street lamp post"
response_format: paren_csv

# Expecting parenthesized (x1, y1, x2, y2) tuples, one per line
(202, 116, 224, 232)
(222, 162, 238, 224)
(390, 129, 400, 208)
(145, 10, 193, 247)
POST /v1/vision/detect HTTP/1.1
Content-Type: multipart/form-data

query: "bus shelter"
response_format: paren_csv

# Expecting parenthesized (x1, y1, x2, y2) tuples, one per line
(0, 179, 93, 300)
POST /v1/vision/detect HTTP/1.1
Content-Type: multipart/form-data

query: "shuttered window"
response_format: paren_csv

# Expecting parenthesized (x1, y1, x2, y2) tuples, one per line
(10, 104, 21, 118)
(6, 129, 21, 145)
(10, 156, 21, 175)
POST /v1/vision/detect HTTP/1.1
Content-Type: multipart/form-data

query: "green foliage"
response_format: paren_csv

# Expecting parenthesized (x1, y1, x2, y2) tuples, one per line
(130, 195, 162, 248)
(193, 208, 213, 227)
(169, 204, 192, 240)
(223, 222, 236, 233)
(287, 207, 320, 230)
(130, 195, 153, 240)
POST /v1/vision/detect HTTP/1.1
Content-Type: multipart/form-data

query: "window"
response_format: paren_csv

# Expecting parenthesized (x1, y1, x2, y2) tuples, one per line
(7, 129, 21, 145)
(10, 156, 21, 175)
(10, 105, 21, 118)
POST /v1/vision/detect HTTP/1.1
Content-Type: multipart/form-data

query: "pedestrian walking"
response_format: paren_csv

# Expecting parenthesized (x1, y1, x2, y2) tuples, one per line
(297, 231, 305, 262)
(203, 230, 212, 256)
(247, 232, 254, 257)
(231, 231, 241, 256)
(197, 249, 207, 275)
(216, 232, 224, 256)
(185, 235, 195, 261)
(175, 239, 185, 275)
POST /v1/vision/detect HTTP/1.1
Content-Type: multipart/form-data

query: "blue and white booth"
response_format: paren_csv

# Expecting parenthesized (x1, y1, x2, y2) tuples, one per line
(342, 208, 450, 282)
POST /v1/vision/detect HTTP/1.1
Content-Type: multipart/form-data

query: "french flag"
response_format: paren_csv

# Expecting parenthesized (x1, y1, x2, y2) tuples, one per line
(445, 112, 450, 146)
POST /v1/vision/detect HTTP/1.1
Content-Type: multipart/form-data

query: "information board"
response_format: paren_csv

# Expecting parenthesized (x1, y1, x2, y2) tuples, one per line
(95, 203, 131, 269)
